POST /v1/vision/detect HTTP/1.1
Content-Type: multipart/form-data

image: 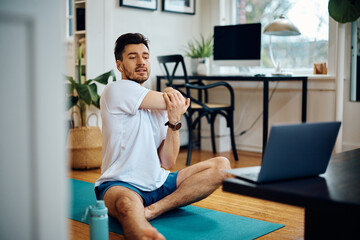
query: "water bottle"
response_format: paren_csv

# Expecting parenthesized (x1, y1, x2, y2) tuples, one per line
(82, 200, 109, 240)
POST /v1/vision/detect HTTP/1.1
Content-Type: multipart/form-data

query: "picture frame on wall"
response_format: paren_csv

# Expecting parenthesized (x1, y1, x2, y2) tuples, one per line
(162, 0, 196, 15)
(120, 0, 157, 11)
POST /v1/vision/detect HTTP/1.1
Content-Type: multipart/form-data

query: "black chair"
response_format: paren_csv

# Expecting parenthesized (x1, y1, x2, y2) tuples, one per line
(157, 54, 239, 165)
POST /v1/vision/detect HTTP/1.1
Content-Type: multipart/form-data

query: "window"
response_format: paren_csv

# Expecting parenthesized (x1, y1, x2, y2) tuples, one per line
(233, 0, 329, 73)
(66, 0, 74, 39)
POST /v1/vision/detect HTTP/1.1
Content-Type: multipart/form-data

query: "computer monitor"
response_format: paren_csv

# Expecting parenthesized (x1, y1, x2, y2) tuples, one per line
(213, 23, 262, 67)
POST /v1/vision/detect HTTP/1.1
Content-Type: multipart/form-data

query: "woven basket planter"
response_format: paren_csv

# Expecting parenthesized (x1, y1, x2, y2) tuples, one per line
(67, 126, 102, 170)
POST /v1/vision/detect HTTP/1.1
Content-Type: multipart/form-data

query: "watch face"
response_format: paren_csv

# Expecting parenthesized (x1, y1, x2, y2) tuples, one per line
(166, 121, 182, 130)
(174, 122, 182, 130)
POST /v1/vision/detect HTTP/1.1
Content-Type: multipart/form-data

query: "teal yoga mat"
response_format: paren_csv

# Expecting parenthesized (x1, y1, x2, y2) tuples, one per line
(70, 179, 284, 240)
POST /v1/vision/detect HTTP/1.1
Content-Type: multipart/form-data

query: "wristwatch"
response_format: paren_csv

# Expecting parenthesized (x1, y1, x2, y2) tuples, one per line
(165, 121, 182, 131)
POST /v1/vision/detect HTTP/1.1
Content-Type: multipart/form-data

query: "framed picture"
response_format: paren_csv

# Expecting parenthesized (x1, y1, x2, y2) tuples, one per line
(120, 0, 157, 11)
(162, 0, 196, 15)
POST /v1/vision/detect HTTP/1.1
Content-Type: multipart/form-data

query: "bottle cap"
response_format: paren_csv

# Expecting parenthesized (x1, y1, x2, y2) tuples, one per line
(90, 200, 108, 216)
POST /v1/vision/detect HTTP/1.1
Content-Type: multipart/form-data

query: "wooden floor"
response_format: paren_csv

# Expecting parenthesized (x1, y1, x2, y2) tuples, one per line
(69, 149, 304, 240)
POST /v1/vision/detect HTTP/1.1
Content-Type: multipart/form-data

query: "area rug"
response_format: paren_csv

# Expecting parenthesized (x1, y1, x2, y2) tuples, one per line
(69, 178, 284, 240)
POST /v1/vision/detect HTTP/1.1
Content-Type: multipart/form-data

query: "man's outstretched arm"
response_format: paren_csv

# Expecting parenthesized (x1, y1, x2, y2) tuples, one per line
(139, 87, 178, 110)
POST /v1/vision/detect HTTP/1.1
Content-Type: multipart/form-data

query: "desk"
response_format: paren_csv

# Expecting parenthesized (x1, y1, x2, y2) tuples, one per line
(156, 75, 308, 154)
(223, 148, 360, 239)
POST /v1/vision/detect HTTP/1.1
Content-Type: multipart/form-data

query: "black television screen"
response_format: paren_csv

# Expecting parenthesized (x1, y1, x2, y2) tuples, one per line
(213, 23, 261, 66)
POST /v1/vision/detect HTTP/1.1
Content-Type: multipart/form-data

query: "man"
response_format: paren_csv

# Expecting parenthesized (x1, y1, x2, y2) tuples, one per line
(95, 33, 231, 240)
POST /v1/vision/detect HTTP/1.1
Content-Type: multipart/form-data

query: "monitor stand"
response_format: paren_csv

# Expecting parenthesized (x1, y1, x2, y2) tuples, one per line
(271, 72, 293, 76)
(271, 63, 293, 76)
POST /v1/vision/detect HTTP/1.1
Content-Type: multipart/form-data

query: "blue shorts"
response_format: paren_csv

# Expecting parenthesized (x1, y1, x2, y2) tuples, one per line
(95, 171, 178, 207)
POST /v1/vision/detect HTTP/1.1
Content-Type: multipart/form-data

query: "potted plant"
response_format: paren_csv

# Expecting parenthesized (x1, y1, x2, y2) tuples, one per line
(66, 47, 116, 169)
(328, 0, 360, 24)
(184, 34, 213, 75)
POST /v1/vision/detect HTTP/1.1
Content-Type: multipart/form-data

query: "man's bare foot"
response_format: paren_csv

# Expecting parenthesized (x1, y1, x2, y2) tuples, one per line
(141, 227, 165, 240)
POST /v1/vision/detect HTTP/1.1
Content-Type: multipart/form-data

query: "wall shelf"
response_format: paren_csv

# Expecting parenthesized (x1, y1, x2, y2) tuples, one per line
(74, 0, 86, 4)
(73, 0, 87, 83)
(74, 30, 86, 35)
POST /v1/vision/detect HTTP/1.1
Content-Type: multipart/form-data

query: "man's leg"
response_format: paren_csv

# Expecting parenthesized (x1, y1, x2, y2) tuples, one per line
(145, 156, 231, 220)
(103, 186, 165, 240)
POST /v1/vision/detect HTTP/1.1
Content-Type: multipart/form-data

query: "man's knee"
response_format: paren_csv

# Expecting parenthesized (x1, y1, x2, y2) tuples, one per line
(114, 196, 137, 218)
(205, 157, 231, 182)
(211, 156, 231, 171)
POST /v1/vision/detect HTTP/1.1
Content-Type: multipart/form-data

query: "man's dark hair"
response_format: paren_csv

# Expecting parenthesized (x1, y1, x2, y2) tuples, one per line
(114, 33, 149, 61)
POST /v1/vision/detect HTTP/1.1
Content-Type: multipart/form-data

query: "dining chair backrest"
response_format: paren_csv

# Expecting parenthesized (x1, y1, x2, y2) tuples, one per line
(157, 54, 191, 96)
(157, 54, 239, 164)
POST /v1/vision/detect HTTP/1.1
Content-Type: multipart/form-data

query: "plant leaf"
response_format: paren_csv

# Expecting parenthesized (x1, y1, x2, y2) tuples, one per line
(92, 95, 101, 109)
(91, 70, 113, 84)
(67, 96, 78, 110)
(184, 34, 213, 58)
(65, 69, 115, 111)
(110, 70, 116, 81)
(65, 75, 76, 84)
(328, 0, 360, 23)
(66, 83, 75, 95)
(88, 83, 99, 103)
(75, 84, 92, 105)
(84, 79, 93, 85)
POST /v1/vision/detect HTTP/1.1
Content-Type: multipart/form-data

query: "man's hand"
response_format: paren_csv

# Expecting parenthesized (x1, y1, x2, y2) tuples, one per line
(162, 87, 177, 94)
(163, 91, 190, 123)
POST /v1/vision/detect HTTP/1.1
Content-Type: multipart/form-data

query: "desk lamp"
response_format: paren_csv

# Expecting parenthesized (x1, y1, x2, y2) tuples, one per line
(263, 14, 300, 76)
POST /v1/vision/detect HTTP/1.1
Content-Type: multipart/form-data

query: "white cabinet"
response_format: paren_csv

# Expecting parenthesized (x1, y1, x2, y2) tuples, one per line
(72, 0, 106, 81)
(73, 0, 87, 82)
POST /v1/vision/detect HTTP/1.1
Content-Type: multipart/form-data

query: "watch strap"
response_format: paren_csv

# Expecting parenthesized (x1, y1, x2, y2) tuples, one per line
(165, 121, 182, 130)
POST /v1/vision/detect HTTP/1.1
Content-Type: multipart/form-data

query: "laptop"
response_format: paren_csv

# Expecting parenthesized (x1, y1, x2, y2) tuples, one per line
(227, 121, 341, 183)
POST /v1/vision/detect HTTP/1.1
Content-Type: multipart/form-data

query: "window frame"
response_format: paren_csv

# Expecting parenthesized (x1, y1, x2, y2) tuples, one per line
(218, 0, 335, 76)
(66, 0, 74, 41)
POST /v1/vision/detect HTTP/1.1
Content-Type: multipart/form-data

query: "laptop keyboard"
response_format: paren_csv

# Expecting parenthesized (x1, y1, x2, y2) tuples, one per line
(242, 172, 259, 179)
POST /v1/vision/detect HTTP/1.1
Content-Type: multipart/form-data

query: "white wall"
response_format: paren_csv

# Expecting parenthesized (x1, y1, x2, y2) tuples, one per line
(102, 0, 204, 90)
(1, 1, 67, 239)
(69, 0, 360, 152)
(199, 5, 360, 153)
(342, 23, 360, 151)
(200, 77, 338, 153)
(79, 0, 208, 129)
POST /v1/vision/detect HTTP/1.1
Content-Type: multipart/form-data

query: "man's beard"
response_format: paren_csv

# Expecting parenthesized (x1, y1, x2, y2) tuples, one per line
(123, 65, 149, 84)
(129, 78, 147, 84)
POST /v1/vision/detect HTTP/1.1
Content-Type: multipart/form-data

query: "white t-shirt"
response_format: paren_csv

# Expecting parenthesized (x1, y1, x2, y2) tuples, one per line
(95, 80, 169, 191)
